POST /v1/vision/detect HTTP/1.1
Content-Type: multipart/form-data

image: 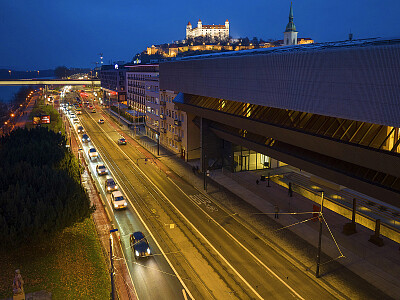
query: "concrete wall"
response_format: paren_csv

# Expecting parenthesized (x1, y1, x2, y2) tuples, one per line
(160, 43, 400, 128)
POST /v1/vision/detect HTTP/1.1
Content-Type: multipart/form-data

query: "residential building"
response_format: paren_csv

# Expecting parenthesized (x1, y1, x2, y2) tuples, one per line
(159, 90, 189, 159)
(126, 64, 159, 113)
(99, 64, 127, 104)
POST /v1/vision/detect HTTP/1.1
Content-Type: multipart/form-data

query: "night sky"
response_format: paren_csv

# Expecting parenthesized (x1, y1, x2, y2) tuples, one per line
(1, 0, 398, 70)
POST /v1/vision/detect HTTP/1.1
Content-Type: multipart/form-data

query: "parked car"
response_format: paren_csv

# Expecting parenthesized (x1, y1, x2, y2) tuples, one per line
(82, 134, 90, 143)
(98, 119, 105, 124)
(91, 108, 96, 113)
(88, 148, 98, 160)
(105, 178, 118, 193)
(117, 138, 127, 145)
(96, 164, 108, 176)
(130, 231, 151, 259)
(111, 191, 127, 210)
(77, 126, 84, 134)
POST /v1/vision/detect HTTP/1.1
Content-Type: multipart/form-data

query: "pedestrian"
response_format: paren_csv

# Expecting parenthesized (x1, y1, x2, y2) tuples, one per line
(274, 205, 279, 219)
(256, 179, 259, 185)
(288, 182, 293, 197)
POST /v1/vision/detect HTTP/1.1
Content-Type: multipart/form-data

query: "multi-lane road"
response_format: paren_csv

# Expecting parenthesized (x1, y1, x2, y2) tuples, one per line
(68, 98, 339, 300)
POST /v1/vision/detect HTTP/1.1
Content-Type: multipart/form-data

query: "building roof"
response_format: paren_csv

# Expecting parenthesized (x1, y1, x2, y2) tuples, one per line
(202, 25, 225, 29)
(188, 21, 191, 26)
(171, 37, 400, 61)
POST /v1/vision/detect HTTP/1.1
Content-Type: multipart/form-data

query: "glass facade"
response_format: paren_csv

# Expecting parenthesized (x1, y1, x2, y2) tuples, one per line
(231, 145, 270, 172)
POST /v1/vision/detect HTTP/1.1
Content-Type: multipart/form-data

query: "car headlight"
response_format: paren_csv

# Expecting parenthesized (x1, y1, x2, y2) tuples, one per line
(115, 186, 118, 189)
(114, 203, 118, 208)
(135, 250, 139, 257)
(107, 187, 111, 190)
(124, 201, 127, 206)
(146, 248, 151, 255)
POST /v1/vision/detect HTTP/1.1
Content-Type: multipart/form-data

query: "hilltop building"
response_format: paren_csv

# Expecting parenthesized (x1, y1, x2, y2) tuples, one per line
(186, 19, 229, 41)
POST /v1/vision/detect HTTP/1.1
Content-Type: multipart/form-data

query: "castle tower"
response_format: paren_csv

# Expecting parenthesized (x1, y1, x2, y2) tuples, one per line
(225, 19, 229, 29)
(197, 19, 202, 29)
(186, 21, 192, 39)
(284, 2, 298, 46)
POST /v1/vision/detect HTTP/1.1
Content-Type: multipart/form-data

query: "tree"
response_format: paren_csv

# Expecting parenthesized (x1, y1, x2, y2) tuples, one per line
(54, 66, 70, 79)
(0, 127, 94, 248)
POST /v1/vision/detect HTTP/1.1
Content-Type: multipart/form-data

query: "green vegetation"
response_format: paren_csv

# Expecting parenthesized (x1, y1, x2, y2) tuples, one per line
(0, 218, 110, 298)
(27, 97, 64, 134)
(0, 127, 94, 248)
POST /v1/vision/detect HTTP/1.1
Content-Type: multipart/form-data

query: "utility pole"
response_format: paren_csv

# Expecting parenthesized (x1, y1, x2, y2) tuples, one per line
(316, 191, 324, 278)
(109, 228, 118, 300)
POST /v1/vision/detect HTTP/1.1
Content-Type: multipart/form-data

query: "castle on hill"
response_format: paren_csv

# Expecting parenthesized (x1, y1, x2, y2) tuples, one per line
(186, 19, 229, 41)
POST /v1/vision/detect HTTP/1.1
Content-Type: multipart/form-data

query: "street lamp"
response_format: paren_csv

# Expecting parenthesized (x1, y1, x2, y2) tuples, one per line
(315, 190, 324, 278)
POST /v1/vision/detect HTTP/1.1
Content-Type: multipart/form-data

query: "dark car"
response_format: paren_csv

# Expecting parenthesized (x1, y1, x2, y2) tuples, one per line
(98, 119, 105, 124)
(117, 138, 127, 145)
(77, 126, 84, 134)
(130, 231, 151, 259)
(82, 134, 90, 143)
(105, 178, 117, 193)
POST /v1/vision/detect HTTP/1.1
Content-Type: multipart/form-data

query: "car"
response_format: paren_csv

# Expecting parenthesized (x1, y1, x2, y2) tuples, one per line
(88, 105, 93, 109)
(88, 148, 98, 160)
(105, 178, 118, 193)
(111, 191, 127, 210)
(98, 119, 105, 124)
(76, 110, 82, 115)
(96, 164, 108, 176)
(91, 108, 96, 113)
(130, 231, 151, 259)
(73, 118, 79, 124)
(117, 138, 127, 145)
(77, 126, 85, 134)
(82, 134, 90, 143)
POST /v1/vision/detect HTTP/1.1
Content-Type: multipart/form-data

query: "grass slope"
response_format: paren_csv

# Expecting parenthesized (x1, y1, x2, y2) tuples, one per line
(0, 218, 110, 299)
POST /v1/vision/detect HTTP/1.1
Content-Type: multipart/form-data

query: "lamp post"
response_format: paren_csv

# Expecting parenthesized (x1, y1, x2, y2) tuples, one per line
(316, 191, 324, 278)
(109, 228, 118, 300)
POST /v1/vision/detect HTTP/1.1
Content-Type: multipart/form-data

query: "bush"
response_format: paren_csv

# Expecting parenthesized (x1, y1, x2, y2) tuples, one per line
(0, 127, 94, 248)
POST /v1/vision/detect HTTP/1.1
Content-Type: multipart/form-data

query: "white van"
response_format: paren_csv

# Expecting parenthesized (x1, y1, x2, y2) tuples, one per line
(111, 191, 127, 210)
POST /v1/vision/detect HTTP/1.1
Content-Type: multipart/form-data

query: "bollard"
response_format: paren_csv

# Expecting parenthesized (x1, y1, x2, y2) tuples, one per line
(343, 198, 357, 235)
(369, 219, 384, 247)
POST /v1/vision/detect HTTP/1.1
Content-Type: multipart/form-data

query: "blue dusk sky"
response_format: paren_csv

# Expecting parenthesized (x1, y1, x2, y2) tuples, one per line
(0, 0, 398, 70)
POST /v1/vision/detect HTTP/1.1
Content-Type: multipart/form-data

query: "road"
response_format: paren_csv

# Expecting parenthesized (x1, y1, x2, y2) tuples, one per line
(73, 101, 340, 299)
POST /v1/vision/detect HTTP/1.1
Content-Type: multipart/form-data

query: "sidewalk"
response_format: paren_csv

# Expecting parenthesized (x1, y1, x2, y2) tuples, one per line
(109, 109, 400, 299)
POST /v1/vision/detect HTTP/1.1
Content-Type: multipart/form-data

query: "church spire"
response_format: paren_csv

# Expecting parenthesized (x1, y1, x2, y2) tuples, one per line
(285, 2, 297, 32)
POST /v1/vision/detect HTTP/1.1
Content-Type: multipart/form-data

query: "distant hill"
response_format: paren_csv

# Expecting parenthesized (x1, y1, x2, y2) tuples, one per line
(0, 69, 55, 79)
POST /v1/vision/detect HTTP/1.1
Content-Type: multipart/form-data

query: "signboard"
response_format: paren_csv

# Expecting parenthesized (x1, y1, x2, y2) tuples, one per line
(41, 115, 50, 124)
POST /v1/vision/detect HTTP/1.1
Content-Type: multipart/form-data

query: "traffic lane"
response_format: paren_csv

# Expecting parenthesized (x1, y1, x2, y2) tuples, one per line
(111, 139, 336, 298)
(81, 115, 186, 300)
(83, 113, 308, 298)
(97, 137, 302, 298)
(76, 113, 185, 300)
(148, 169, 335, 299)
(116, 211, 185, 300)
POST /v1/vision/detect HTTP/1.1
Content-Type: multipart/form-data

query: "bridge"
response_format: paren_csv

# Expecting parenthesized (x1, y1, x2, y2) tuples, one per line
(0, 79, 101, 86)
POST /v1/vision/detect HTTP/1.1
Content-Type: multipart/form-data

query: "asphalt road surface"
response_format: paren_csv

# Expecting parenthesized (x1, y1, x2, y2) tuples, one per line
(74, 102, 339, 300)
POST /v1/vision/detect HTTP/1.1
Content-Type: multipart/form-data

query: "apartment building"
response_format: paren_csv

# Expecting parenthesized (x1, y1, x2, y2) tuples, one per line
(126, 64, 159, 113)
(159, 90, 189, 159)
(99, 64, 127, 103)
